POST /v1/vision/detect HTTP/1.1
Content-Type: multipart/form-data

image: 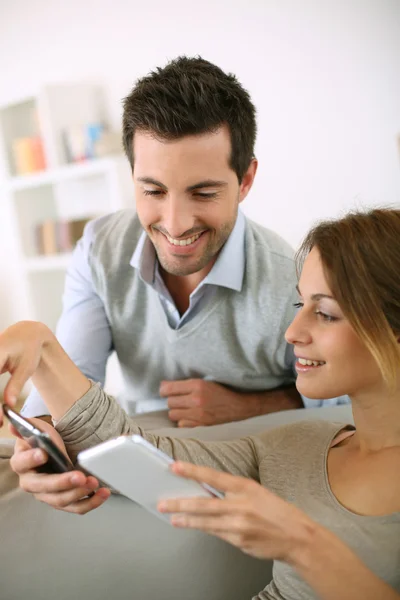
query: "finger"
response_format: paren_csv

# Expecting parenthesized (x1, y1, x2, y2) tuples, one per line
(170, 513, 237, 533)
(18, 469, 92, 494)
(35, 481, 102, 508)
(14, 436, 32, 451)
(37, 488, 111, 515)
(3, 361, 33, 406)
(158, 496, 226, 515)
(10, 446, 47, 475)
(160, 379, 197, 397)
(171, 462, 254, 494)
(167, 394, 198, 409)
(177, 420, 201, 428)
(168, 407, 201, 422)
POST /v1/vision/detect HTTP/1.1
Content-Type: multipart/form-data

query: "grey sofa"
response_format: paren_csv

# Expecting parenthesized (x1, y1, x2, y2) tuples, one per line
(0, 404, 353, 600)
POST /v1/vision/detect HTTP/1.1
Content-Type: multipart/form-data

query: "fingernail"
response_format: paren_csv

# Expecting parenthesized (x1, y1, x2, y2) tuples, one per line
(34, 450, 44, 462)
(158, 501, 167, 512)
(71, 474, 82, 484)
(98, 489, 110, 499)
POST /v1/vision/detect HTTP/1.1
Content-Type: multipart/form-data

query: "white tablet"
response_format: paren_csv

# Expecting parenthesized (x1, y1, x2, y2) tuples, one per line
(78, 435, 223, 523)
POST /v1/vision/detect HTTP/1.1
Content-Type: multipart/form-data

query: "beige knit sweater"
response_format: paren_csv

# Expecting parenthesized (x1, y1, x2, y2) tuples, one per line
(55, 383, 400, 599)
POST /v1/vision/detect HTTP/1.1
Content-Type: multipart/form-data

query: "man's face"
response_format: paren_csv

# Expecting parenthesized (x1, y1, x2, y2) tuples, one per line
(132, 126, 255, 278)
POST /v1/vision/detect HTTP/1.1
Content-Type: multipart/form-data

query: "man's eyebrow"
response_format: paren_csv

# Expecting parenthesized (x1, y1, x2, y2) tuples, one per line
(186, 180, 228, 192)
(137, 177, 167, 190)
(296, 285, 335, 301)
(136, 178, 227, 192)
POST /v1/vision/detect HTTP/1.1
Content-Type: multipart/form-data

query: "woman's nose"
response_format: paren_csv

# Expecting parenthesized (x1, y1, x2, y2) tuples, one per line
(285, 308, 312, 346)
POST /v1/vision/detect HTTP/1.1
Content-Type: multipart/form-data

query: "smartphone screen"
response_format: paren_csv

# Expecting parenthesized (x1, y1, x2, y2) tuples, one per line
(2, 404, 73, 474)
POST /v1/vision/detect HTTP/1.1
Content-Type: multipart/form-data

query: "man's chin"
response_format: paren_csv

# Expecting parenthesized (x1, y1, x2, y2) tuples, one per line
(159, 258, 207, 277)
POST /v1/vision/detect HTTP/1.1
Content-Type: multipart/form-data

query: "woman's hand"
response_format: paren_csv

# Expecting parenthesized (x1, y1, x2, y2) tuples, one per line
(0, 320, 90, 422)
(157, 461, 314, 563)
(10, 418, 110, 514)
(0, 321, 53, 421)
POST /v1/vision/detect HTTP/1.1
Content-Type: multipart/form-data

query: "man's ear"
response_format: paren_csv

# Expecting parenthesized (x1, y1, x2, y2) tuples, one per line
(239, 158, 258, 204)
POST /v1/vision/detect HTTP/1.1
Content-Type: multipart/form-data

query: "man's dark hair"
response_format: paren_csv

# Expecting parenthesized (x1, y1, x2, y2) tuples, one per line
(122, 56, 257, 182)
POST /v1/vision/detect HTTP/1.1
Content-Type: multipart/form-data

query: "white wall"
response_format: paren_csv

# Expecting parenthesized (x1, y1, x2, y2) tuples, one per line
(0, 0, 399, 330)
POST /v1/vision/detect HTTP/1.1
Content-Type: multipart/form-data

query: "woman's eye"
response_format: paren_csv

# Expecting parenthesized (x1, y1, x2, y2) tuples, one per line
(293, 302, 303, 309)
(143, 189, 163, 196)
(315, 311, 338, 323)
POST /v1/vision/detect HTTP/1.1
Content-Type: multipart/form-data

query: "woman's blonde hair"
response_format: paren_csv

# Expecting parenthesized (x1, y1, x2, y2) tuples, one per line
(297, 208, 400, 390)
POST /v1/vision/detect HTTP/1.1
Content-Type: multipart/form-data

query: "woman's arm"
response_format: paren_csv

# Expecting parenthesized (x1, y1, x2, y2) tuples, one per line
(55, 380, 262, 479)
(293, 522, 399, 600)
(0, 321, 261, 479)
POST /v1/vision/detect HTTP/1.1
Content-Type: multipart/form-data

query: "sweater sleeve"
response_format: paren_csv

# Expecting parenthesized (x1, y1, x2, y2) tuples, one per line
(55, 382, 261, 481)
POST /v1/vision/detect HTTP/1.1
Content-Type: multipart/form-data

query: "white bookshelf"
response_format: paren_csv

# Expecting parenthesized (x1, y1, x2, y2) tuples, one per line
(0, 83, 133, 332)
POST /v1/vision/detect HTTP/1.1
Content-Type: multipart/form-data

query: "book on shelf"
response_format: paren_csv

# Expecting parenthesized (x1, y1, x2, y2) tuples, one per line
(12, 136, 46, 175)
(35, 218, 90, 256)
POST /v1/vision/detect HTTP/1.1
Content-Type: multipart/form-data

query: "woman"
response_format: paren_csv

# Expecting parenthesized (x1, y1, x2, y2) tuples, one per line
(1, 208, 400, 600)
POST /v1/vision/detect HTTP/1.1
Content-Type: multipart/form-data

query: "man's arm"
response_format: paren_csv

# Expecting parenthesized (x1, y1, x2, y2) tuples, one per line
(242, 384, 304, 416)
(21, 223, 113, 419)
(161, 380, 303, 427)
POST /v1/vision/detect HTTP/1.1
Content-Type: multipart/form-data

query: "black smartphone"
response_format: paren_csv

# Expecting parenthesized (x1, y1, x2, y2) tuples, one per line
(2, 404, 73, 474)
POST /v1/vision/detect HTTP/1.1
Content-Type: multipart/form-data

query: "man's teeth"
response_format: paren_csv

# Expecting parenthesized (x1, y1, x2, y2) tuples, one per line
(298, 358, 325, 367)
(166, 233, 202, 246)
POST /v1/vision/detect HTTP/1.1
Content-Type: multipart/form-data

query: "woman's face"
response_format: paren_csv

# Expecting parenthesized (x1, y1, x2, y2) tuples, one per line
(285, 247, 383, 400)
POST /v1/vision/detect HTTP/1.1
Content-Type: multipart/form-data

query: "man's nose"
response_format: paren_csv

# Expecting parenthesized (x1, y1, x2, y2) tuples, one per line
(162, 196, 195, 239)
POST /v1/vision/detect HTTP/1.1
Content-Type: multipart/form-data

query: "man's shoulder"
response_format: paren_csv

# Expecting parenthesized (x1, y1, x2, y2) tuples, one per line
(244, 217, 294, 264)
(87, 209, 141, 242)
(243, 217, 296, 293)
(87, 209, 143, 255)
(85, 210, 144, 274)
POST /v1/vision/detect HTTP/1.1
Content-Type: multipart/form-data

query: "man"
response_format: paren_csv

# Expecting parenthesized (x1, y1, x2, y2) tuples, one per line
(10, 56, 349, 512)
(23, 56, 303, 430)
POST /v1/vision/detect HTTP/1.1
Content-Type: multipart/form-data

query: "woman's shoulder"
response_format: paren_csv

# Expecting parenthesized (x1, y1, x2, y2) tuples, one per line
(253, 419, 352, 458)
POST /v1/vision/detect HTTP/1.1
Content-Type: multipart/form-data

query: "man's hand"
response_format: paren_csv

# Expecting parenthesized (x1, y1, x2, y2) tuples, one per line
(160, 379, 303, 427)
(160, 379, 257, 427)
(9, 418, 110, 514)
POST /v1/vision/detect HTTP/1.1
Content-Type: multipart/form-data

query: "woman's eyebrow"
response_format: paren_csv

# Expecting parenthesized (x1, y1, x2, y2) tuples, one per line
(296, 285, 335, 301)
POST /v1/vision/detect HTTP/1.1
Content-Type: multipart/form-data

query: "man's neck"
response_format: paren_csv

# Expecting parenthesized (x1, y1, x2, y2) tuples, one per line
(160, 259, 216, 315)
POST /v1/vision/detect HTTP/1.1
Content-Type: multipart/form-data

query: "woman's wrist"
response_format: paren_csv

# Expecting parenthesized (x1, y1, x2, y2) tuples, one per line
(282, 511, 321, 568)
(31, 324, 91, 420)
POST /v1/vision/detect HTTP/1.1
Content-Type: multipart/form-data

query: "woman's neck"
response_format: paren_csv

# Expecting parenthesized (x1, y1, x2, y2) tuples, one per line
(349, 388, 400, 452)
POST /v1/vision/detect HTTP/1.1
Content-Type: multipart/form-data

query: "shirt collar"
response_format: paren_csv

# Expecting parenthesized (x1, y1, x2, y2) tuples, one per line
(130, 209, 246, 292)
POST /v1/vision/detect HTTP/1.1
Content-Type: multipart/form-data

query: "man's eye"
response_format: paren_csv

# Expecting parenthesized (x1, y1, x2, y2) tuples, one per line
(293, 302, 303, 309)
(143, 189, 164, 196)
(195, 192, 217, 199)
